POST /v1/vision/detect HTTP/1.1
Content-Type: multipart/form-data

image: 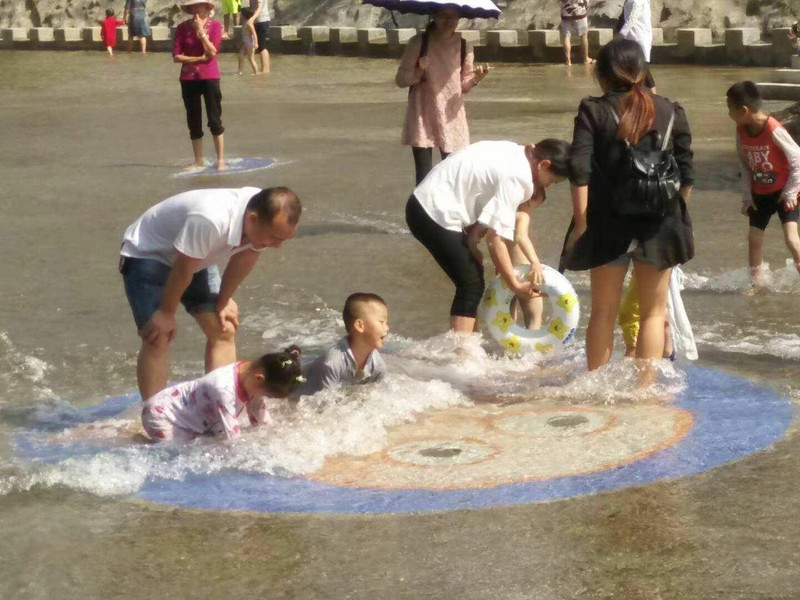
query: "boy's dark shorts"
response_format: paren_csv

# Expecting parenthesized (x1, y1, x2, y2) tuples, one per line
(748, 190, 800, 231)
(120, 256, 221, 330)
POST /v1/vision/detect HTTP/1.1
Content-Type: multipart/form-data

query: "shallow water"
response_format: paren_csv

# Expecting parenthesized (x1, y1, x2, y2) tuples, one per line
(1, 51, 799, 598)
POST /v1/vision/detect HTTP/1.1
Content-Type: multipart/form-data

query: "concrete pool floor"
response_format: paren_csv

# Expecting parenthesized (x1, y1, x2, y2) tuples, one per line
(0, 51, 799, 599)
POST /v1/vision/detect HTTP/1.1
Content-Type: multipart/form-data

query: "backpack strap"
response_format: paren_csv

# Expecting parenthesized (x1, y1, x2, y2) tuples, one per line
(461, 37, 467, 69)
(661, 109, 675, 151)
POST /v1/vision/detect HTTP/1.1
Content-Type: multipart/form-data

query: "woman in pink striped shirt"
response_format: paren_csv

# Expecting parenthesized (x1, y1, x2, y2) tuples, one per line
(173, 0, 225, 170)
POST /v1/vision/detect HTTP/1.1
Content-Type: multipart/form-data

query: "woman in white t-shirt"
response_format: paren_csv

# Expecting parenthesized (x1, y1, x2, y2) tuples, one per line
(405, 139, 570, 333)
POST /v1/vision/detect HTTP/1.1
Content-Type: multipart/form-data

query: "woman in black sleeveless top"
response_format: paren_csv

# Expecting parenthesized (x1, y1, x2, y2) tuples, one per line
(563, 38, 694, 371)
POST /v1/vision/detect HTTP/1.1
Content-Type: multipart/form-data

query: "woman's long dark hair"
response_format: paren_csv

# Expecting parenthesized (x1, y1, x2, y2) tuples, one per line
(596, 38, 655, 146)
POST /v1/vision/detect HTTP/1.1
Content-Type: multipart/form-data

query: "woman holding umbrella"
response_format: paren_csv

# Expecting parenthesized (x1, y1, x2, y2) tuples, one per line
(394, 4, 492, 185)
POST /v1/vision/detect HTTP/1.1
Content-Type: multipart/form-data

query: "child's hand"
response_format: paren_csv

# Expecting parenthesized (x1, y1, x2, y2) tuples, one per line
(526, 263, 545, 287)
(741, 199, 755, 215)
(418, 56, 430, 71)
(514, 280, 542, 299)
(783, 196, 798, 211)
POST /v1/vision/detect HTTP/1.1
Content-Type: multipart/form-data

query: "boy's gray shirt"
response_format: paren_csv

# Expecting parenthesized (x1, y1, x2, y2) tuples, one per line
(299, 337, 386, 396)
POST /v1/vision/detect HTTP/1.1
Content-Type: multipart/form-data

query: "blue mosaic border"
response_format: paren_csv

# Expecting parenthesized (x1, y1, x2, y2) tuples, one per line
(131, 366, 794, 514)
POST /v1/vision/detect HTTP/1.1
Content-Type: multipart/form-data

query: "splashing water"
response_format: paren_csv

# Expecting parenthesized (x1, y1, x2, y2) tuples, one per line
(683, 260, 800, 294)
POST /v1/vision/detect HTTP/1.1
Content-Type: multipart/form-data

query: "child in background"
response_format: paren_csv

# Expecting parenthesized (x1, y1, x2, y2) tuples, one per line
(221, 0, 241, 39)
(788, 22, 800, 56)
(141, 346, 303, 442)
(727, 81, 800, 284)
(100, 9, 125, 56)
(559, 0, 591, 66)
(299, 294, 389, 396)
(237, 8, 258, 75)
(618, 269, 698, 361)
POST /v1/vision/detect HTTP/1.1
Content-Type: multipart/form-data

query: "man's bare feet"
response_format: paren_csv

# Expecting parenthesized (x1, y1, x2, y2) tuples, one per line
(583, 58, 595, 64)
(183, 162, 205, 172)
(216, 161, 227, 171)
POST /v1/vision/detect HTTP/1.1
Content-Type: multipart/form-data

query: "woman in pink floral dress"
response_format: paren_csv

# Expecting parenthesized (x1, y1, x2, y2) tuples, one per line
(395, 7, 490, 185)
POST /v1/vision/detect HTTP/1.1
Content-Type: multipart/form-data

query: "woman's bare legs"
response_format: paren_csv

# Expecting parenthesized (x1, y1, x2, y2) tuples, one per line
(191, 138, 204, 167)
(586, 263, 628, 370)
(213, 134, 225, 170)
(450, 316, 477, 333)
(633, 261, 672, 386)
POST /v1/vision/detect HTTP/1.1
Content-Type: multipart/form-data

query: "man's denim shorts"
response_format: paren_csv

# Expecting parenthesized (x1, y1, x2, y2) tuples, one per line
(120, 257, 221, 330)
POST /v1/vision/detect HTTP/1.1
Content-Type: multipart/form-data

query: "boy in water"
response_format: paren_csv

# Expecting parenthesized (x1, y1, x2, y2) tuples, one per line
(299, 294, 389, 395)
(727, 81, 800, 284)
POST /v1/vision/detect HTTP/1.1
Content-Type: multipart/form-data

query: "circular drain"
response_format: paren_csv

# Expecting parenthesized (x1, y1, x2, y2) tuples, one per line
(419, 447, 462, 458)
(387, 440, 495, 467)
(492, 409, 611, 437)
(548, 415, 589, 428)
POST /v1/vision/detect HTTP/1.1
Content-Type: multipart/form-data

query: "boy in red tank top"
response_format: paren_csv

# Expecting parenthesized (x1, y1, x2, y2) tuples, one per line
(727, 81, 800, 284)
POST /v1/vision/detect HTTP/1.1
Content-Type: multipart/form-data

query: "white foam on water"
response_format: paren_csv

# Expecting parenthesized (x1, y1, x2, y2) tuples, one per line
(240, 294, 343, 354)
(683, 260, 800, 294)
(0, 301, 692, 499)
(696, 323, 800, 361)
(0, 331, 57, 403)
(1, 374, 471, 497)
(319, 210, 409, 236)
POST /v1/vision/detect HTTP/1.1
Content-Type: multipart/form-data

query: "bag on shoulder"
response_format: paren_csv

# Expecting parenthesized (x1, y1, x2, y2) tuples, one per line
(608, 103, 682, 219)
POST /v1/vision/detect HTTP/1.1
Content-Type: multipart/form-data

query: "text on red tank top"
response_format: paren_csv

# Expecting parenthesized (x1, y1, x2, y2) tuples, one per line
(738, 117, 791, 195)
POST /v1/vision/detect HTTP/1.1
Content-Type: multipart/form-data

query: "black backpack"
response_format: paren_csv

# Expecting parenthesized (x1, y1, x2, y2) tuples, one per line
(607, 103, 682, 220)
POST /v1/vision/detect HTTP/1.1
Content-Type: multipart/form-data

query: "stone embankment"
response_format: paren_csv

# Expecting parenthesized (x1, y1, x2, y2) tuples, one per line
(1, 24, 799, 67)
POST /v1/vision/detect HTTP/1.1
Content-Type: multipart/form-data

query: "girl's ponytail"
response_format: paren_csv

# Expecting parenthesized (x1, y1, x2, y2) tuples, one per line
(255, 345, 304, 398)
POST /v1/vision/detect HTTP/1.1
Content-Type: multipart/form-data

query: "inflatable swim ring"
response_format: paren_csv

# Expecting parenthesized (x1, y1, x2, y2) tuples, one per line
(481, 264, 579, 356)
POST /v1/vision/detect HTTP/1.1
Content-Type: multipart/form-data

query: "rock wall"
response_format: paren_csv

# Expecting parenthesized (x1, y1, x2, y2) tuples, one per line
(1, 0, 798, 38)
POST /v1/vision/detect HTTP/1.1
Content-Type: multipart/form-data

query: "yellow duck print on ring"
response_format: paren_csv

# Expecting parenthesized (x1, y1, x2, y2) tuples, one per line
(483, 287, 498, 307)
(556, 293, 578, 314)
(548, 318, 568, 340)
(492, 312, 514, 333)
(501, 336, 521, 353)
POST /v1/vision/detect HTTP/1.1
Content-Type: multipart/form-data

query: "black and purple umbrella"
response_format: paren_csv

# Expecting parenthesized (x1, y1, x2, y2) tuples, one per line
(361, 0, 501, 20)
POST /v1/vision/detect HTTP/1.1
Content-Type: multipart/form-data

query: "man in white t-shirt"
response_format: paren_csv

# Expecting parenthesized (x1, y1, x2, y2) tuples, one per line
(405, 139, 570, 333)
(120, 186, 301, 401)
